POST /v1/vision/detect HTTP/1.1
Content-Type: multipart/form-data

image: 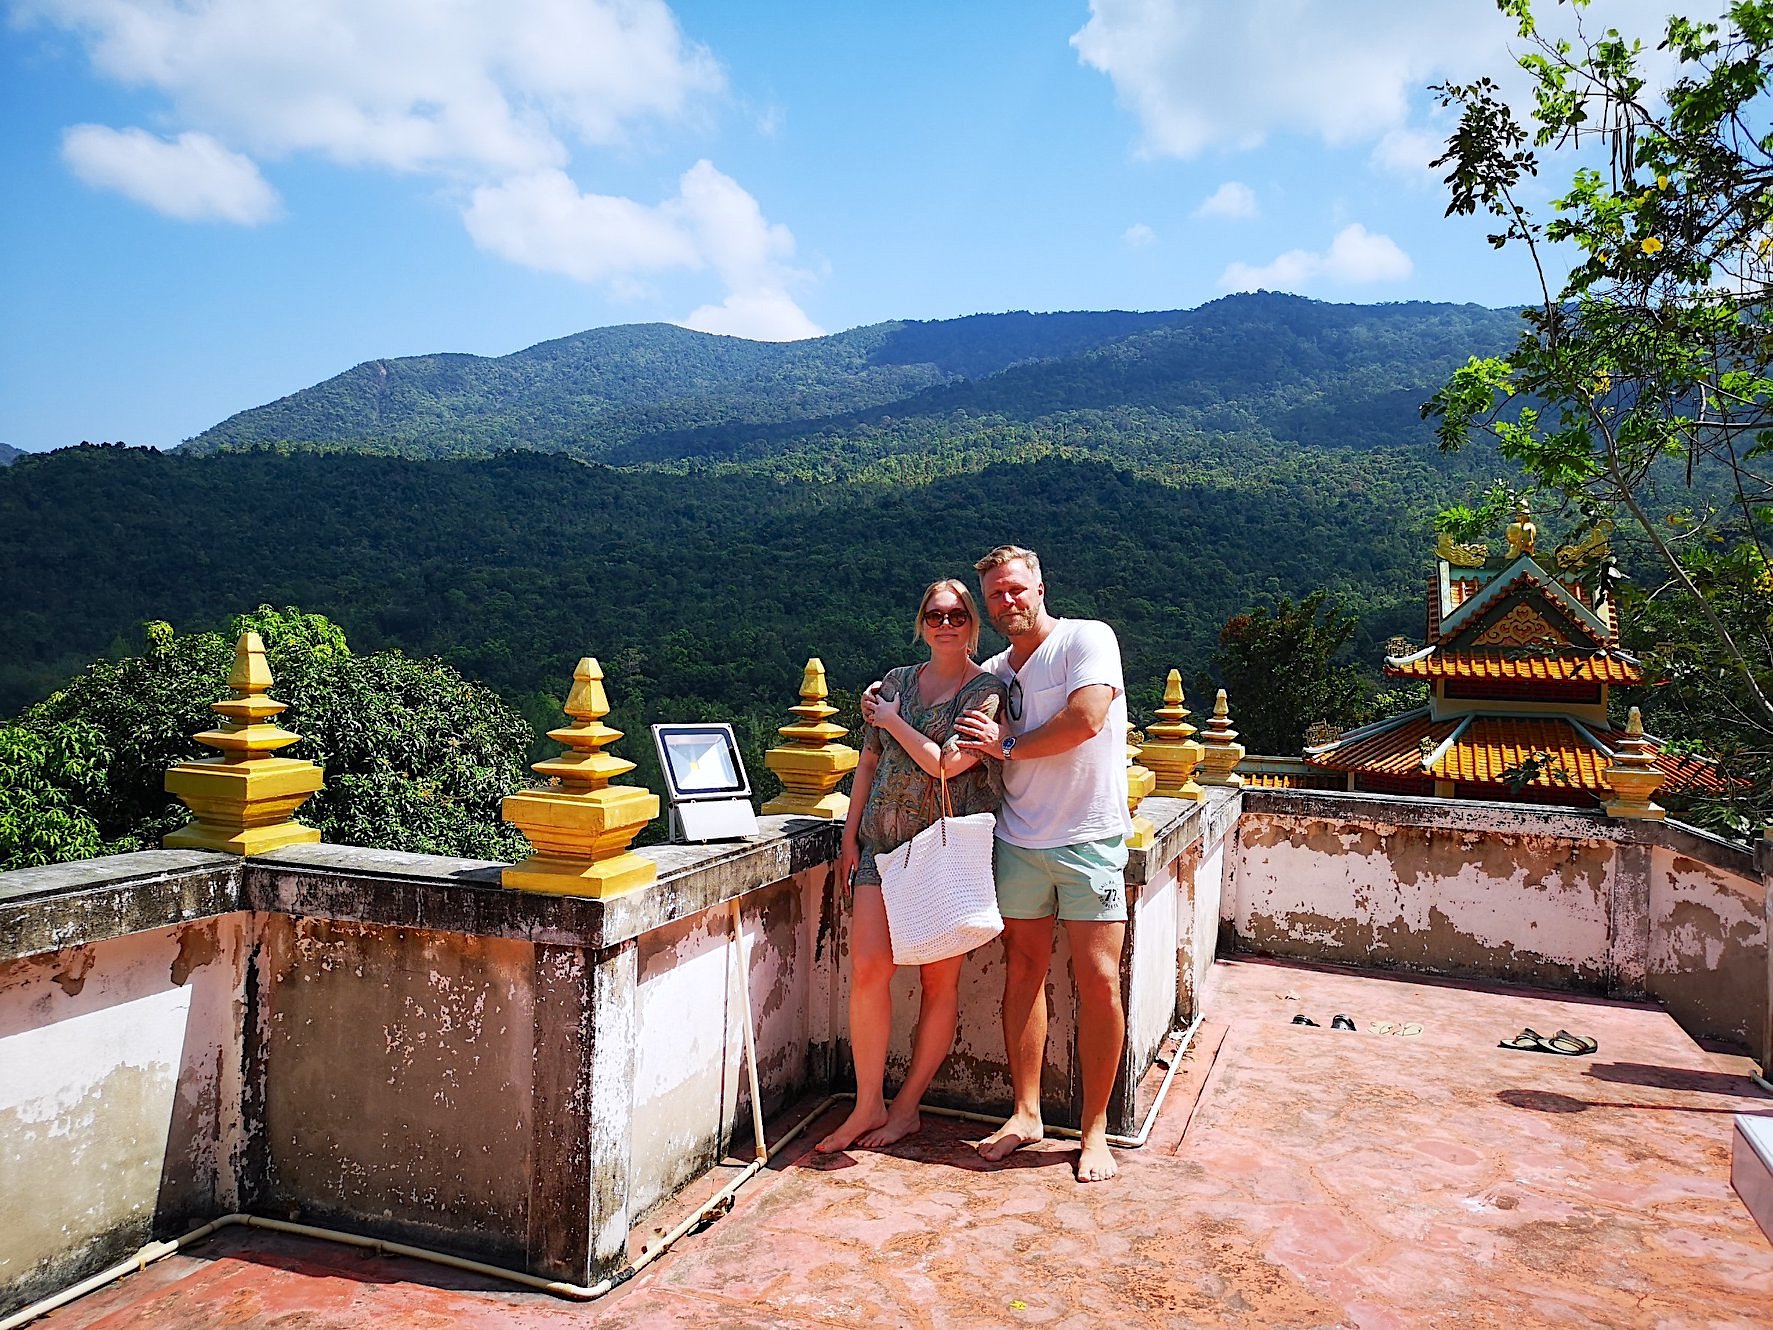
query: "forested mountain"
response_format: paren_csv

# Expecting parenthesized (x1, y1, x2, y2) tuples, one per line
(0, 443, 20, 466)
(184, 295, 1520, 468)
(6, 295, 1528, 768)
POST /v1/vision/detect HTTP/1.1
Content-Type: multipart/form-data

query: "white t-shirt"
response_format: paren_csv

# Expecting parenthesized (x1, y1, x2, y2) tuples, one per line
(983, 618, 1133, 849)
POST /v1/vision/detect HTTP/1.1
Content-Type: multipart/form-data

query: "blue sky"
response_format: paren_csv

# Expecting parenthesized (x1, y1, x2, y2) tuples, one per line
(0, 0, 1685, 452)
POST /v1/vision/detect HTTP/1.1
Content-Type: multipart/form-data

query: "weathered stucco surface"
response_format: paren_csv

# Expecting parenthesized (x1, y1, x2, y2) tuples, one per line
(256, 915, 536, 1260)
(1227, 794, 1767, 1051)
(631, 868, 830, 1217)
(1228, 812, 1614, 989)
(0, 917, 248, 1312)
(1649, 847, 1767, 1051)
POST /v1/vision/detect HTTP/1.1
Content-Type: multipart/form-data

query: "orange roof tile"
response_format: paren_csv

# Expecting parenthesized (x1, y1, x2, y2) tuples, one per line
(1430, 717, 1611, 788)
(1307, 712, 1727, 796)
(1448, 578, 1482, 608)
(1306, 710, 1459, 778)
(1386, 651, 1642, 684)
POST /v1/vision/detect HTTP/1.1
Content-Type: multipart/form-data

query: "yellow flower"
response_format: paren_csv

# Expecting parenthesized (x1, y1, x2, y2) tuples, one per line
(1657, 174, 1670, 190)
(1641, 236, 1663, 255)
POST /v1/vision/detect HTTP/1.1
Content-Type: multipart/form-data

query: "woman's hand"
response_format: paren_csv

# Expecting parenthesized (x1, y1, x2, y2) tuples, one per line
(859, 680, 883, 724)
(835, 837, 859, 894)
(873, 693, 901, 727)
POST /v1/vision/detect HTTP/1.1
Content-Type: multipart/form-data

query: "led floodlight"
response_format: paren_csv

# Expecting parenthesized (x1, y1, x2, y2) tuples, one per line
(651, 723, 759, 842)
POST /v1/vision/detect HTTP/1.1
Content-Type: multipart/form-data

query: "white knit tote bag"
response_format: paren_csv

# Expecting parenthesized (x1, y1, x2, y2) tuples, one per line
(878, 767, 1002, 966)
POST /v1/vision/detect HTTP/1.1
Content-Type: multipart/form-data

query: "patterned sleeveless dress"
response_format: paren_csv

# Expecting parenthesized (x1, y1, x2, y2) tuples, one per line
(854, 663, 1008, 887)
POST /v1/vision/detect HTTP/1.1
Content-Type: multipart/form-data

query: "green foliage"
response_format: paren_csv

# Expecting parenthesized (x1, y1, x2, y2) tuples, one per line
(1425, 0, 1773, 753)
(1212, 592, 1370, 754)
(1617, 549, 1773, 835)
(11, 613, 533, 863)
(0, 720, 119, 869)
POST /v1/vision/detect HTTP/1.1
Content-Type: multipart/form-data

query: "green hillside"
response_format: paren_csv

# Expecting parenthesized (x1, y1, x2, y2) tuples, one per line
(0, 444, 1481, 725)
(5, 296, 1527, 749)
(183, 295, 1521, 470)
(0, 444, 21, 467)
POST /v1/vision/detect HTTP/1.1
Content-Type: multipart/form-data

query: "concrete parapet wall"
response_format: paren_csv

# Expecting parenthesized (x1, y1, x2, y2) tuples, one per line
(0, 912, 250, 1312)
(1228, 790, 1766, 1052)
(0, 823, 845, 1314)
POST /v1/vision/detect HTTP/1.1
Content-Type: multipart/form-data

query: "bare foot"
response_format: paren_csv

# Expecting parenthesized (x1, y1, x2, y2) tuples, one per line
(815, 1104, 888, 1154)
(1075, 1133, 1117, 1183)
(976, 1112, 1044, 1162)
(857, 1104, 922, 1149)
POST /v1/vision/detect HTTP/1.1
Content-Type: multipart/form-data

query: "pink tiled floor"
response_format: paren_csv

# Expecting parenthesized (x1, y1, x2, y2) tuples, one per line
(31, 958, 1773, 1329)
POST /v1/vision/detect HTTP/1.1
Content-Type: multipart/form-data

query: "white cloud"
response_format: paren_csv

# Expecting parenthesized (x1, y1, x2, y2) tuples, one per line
(683, 290, 822, 341)
(17, 1, 823, 325)
(1371, 126, 1446, 183)
(466, 160, 821, 340)
(464, 169, 699, 282)
(61, 125, 280, 223)
(1194, 181, 1257, 220)
(1122, 222, 1156, 247)
(1071, 0, 1706, 161)
(1220, 223, 1413, 292)
(15, 0, 724, 177)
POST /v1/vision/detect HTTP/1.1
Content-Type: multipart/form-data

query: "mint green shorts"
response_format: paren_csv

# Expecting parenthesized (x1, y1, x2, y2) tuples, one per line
(994, 835, 1129, 923)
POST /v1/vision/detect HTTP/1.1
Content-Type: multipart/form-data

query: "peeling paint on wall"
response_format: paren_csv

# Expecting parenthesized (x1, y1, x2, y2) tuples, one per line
(0, 919, 248, 1312)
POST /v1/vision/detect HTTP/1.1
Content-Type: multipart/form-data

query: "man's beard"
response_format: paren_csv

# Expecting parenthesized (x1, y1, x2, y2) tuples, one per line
(993, 606, 1036, 637)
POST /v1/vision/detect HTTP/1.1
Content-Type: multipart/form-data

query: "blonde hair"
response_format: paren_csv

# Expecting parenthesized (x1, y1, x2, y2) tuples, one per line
(973, 544, 1042, 581)
(913, 579, 981, 656)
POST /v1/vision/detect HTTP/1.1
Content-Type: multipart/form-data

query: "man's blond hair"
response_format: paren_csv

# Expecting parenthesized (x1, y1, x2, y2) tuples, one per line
(973, 544, 1041, 580)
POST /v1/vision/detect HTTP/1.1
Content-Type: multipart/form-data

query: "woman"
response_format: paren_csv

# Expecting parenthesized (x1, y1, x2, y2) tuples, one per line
(815, 578, 1008, 1154)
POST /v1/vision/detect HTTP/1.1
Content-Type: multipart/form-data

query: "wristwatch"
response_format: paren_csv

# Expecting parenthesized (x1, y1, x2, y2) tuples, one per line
(1000, 735, 1017, 761)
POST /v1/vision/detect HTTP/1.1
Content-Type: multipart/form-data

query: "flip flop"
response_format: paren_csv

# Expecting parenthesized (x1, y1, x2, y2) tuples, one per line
(1330, 1014, 1357, 1031)
(1550, 1030, 1597, 1055)
(1395, 1022, 1423, 1038)
(1291, 1015, 1320, 1027)
(1499, 1029, 1545, 1052)
(1370, 1020, 1397, 1035)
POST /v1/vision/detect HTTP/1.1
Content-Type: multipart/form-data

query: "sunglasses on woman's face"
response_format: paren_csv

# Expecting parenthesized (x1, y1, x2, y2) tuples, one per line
(922, 607, 971, 627)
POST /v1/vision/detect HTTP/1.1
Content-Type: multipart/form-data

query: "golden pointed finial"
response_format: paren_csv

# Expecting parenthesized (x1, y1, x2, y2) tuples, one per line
(1125, 723, 1157, 849)
(1601, 705, 1667, 820)
(1197, 689, 1246, 788)
(164, 632, 324, 854)
(501, 657, 661, 896)
(763, 657, 859, 818)
(1140, 669, 1205, 802)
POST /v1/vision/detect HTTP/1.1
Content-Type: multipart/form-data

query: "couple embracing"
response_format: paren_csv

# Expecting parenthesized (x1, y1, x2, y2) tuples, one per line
(817, 544, 1132, 1184)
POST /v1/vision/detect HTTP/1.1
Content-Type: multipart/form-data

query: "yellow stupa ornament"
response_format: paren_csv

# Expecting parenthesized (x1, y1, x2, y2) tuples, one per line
(1197, 689, 1247, 788)
(1125, 724, 1157, 850)
(164, 632, 324, 854)
(1139, 669, 1205, 802)
(501, 657, 660, 896)
(762, 658, 859, 819)
(1601, 706, 1668, 820)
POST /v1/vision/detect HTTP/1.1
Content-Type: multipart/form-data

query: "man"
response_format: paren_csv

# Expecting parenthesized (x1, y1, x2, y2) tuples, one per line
(953, 544, 1131, 1183)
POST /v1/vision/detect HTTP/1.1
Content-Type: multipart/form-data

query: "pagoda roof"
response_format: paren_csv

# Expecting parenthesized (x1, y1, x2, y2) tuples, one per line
(1384, 646, 1643, 685)
(1433, 554, 1613, 649)
(1303, 708, 1726, 796)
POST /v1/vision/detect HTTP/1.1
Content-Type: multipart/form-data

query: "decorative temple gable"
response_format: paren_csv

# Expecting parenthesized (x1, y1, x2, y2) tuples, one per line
(1471, 601, 1567, 649)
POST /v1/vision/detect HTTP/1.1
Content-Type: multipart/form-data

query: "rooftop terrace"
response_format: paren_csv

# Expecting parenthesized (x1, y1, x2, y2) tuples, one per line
(3, 650, 1770, 1327)
(20, 955, 1772, 1328)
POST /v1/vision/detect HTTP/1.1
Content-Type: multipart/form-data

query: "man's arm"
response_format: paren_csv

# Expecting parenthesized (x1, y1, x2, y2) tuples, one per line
(955, 683, 1115, 760)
